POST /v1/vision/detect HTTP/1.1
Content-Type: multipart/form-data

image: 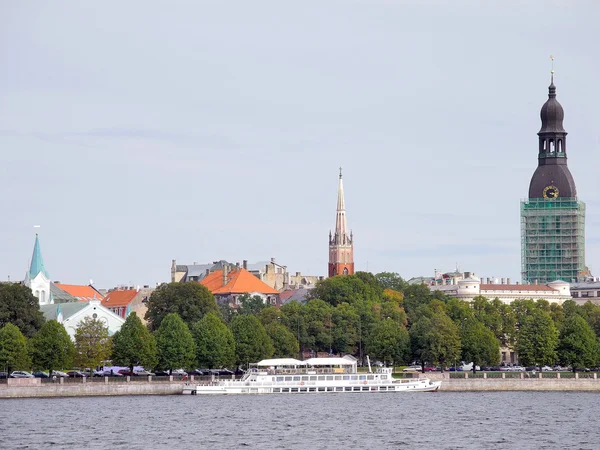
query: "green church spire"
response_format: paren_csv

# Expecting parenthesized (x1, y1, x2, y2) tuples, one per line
(29, 233, 49, 279)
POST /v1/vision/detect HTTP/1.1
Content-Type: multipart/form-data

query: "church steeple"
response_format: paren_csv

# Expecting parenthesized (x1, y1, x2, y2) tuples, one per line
(328, 168, 354, 277)
(528, 69, 577, 199)
(29, 233, 49, 279)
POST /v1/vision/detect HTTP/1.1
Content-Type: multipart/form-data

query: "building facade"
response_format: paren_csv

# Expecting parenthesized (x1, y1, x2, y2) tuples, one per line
(328, 169, 354, 277)
(521, 73, 586, 284)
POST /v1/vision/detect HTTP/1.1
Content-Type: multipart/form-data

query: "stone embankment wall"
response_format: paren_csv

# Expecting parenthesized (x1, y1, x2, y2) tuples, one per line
(0, 378, 185, 398)
(426, 372, 600, 391)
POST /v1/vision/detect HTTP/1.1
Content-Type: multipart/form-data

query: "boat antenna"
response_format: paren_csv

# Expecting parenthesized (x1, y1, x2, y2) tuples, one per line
(366, 355, 372, 374)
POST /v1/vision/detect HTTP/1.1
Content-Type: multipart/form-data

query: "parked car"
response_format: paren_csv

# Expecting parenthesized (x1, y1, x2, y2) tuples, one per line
(526, 366, 539, 372)
(403, 365, 421, 373)
(153, 370, 170, 377)
(511, 365, 526, 372)
(134, 369, 155, 376)
(171, 369, 187, 376)
(10, 371, 35, 378)
(187, 369, 209, 376)
(67, 370, 87, 378)
(0, 372, 8, 379)
(423, 366, 436, 372)
(33, 371, 50, 378)
(51, 370, 69, 378)
(118, 369, 134, 376)
(489, 366, 502, 371)
(102, 370, 123, 377)
(83, 369, 103, 377)
(541, 366, 553, 372)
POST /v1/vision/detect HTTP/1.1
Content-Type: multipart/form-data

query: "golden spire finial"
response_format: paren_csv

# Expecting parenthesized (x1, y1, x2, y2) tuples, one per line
(550, 55, 555, 74)
(339, 167, 342, 179)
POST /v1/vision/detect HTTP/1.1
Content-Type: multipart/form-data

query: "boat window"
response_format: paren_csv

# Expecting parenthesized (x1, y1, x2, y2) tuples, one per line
(381, 375, 387, 380)
(301, 376, 309, 381)
(326, 387, 333, 392)
(293, 376, 300, 382)
(353, 386, 360, 391)
(309, 387, 316, 392)
(359, 375, 366, 380)
(380, 386, 387, 391)
(334, 376, 341, 380)
(326, 376, 333, 381)
(300, 387, 307, 392)
(309, 376, 317, 381)
(367, 375, 374, 380)
(318, 387, 326, 392)
(282, 388, 290, 392)
(318, 376, 325, 382)
(291, 388, 298, 393)
(345, 387, 352, 391)
(285, 377, 292, 382)
(343, 375, 350, 380)
(361, 387, 369, 391)
(276, 377, 284, 382)
(335, 387, 343, 392)
(350, 376, 358, 380)
(273, 388, 281, 393)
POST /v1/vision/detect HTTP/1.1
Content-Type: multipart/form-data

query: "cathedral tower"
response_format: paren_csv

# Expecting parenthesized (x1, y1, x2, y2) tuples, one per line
(24, 233, 53, 305)
(328, 169, 354, 277)
(521, 71, 586, 283)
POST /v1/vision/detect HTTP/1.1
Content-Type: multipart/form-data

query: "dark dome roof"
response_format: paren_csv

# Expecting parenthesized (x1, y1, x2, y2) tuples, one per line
(539, 77, 565, 134)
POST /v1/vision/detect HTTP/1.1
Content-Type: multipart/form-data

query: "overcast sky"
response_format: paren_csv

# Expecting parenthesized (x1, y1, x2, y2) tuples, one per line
(1, 1, 599, 288)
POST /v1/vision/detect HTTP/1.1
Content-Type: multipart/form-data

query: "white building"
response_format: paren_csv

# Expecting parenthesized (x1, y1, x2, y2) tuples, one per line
(24, 234, 53, 305)
(423, 272, 572, 305)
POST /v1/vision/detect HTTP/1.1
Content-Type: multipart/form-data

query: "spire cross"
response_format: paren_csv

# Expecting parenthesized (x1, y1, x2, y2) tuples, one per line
(550, 55, 555, 74)
(339, 167, 342, 178)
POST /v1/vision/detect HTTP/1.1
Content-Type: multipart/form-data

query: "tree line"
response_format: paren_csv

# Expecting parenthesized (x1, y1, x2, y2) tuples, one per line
(2, 274, 600, 374)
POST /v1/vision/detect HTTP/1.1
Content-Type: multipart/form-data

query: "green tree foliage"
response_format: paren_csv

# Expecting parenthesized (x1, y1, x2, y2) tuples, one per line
(280, 302, 307, 355)
(365, 318, 409, 365)
(30, 320, 74, 374)
(375, 272, 408, 292)
(0, 283, 45, 337)
(155, 313, 196, 373)
(303, 299, 334, 353)
(230, 315, 273, 367)
(427, 313, 461, 371)
(192, 312, 235, 369)
(460, 319, 500, 373)
(516, 308, 558, 367)
(403, 284, 434, 325)
(145, 282, 220, 331)
(557, 315, 599, 372)
(112, 313, 157, 373)
(265, 323, 299, 358)
(219, 303, 236, 325)
(74, 317, 112, 371)
(0, 323, 31, 372)
(409, 316, 432, 371)
(237, 294, 268, 316)
(309, 274, 381, 307)
(331, 303, 359, 355)
(257, 306, 282, 327)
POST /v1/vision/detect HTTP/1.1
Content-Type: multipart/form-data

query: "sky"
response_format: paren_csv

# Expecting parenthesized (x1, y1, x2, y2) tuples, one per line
(1, 1, 599, 289)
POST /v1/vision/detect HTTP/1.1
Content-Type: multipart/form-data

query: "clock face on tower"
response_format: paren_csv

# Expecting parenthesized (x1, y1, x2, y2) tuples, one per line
(543, 185, 559, 199)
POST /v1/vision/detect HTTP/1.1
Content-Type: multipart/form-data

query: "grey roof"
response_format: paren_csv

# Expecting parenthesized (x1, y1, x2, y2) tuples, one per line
(282, 287, 313, 304)
(185, 264, 214, 279)
(40, 302, 87, 321)
(570, 281, 600, 290)
(50, 283, 77, 304)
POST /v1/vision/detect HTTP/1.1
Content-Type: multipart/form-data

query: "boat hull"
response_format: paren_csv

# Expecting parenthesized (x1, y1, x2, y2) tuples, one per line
(184, 379, 441, 395)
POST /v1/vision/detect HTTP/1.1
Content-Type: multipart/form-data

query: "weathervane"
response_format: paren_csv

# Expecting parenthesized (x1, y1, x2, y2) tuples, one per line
(339, 167, 343, 178)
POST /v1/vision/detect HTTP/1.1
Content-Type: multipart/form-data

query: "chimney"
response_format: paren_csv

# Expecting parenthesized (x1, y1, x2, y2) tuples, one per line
(271, 257, 275, 264)
(223, 265, 229, 287)
(243, 260, 248, 270)
(193, 262, 198, 265)
(205, 269, 210, 276)
(534, 279, 538, 285)
(236, 262, 240, 270)
(507, 278, 511, 285)
(501, 278, 505, 285)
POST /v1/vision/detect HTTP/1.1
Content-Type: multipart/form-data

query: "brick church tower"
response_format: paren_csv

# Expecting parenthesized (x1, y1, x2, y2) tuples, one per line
(328, 169, 354, 277)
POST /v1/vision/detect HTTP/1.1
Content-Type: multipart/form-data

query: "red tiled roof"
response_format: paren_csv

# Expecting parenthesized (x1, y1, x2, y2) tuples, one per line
(102, 290, 139, 307)
(480, 284, 555, 292)
(200, 268, 279, 295)
(55, 284, 104, 302)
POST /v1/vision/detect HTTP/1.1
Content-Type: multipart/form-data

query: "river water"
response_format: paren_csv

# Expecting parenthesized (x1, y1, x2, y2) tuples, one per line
(1, 392, 598, 449)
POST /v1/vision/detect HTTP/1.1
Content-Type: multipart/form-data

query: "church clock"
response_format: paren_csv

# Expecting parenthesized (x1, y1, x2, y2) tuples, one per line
(543, 185, 559, 199)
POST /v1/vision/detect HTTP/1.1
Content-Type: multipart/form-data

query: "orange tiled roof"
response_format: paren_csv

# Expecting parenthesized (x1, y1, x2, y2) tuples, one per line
(200, 268, 279, 295)
(480, 284, 555, 292)
(55, 284, 104, 302)
(102, 290, 139, 308)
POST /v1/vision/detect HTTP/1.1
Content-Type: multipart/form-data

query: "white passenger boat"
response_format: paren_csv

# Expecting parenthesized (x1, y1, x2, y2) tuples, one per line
(183, 356, 441, 395)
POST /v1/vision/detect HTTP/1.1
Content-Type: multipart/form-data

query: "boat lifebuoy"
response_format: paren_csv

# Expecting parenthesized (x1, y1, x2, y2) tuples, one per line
(363, 380, 368, 385)
(300, 381, 305, 386)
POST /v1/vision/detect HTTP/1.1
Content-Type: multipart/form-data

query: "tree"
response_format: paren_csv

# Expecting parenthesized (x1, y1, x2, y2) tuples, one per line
(309, 274, 381, 307)
(460, 320, 500, 373)
(30, 320, 74, 374)
(557, 315, 599, 372)
(74, 317, 112, 371)
(0, 283, 45, 338)
(192, 313, 235, 369)
(155, 313, 196, 373)
(365, 319, 409, 366)
(426, 313, 461, 372)
(409, 316, 432, 371)
(516, 308, 558, 368)
(230, 315, 273, 368)
(0, 323, 31, 373)
(331, 303, 359, 355)
(112, 313, 157, 374)
(265, 323, 299, 358)
(375, 272, 408, 292)
(303, 299, 334, 353)
(145, 282, 220, 331)
(237, 294, 267, 316)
